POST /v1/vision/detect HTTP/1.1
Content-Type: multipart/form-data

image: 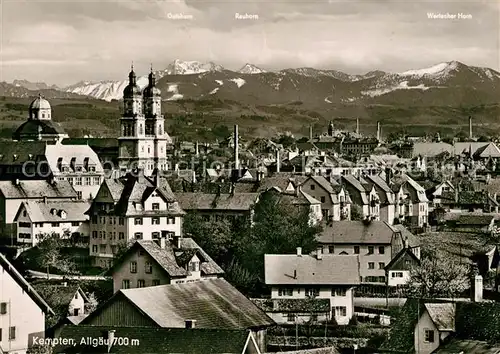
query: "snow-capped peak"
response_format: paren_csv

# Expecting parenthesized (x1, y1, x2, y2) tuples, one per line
(162, 59, 224, 75)
(398, 61, 460, 78)
(238, 63, 266, 74)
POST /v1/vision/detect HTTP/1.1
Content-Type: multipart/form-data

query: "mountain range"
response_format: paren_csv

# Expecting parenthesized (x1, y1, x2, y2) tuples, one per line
(1, 59, 499, 140)
(5, 59, 499, 106)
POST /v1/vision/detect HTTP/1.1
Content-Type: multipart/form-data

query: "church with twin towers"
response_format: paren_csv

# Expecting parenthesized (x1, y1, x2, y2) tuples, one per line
(118, 64, 172, 176)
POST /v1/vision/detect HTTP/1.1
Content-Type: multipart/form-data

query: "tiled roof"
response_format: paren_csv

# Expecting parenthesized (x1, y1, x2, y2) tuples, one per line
(176, 192, 259, 211)
(454, 142, 489, 156)
(365, 174, 395, 204)
(113, 174, 183, 216)
(412, 142, 453, 157)
(102, 179, 124, 201)
(115, 278, 274, 329)
(391, 224, 420, 247)
(54, 325, 255, 354)
(32, 284, 87, 318)
(433, 339, 500, 353)
(425, 303, 456, 331)
(0, 253, 54, 315)
(61, 138, 119, 148)
(16, 200, 90, 222)
(13, 119, 67, 140)
(0, 141, 47, 164)
(107, 239, 223, 278)
(264, 254, 360, 285)
(0, 179, 77, 199)
(45, 142, 104, 173)
(317, 221, 398, 244)
(341, 175, 368, 204)
(384, 247, 421, 271)
(267, 348, 340, 354)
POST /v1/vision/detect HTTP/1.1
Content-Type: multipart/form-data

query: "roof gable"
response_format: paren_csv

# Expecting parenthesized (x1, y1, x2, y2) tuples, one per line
(424, 303, 456, 331)
(0, 253, 54, 315)
(385, 247, 421, 271)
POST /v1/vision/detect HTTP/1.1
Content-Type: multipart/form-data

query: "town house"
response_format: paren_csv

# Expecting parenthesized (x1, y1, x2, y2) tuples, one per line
(341, 175, 380, 220)
(364, 173, 396, 225)
(0, 253, 54, 354)
(299, 175, 351, 221)
(264, 248, 360, 325)
(14, 200, 90, 247)
(87, 171, 185, 268)
(317, 221, 420, 284)
(106, 238, 224, 293)
(384, 244, 421, 287)
(0, 179, 78, 243)
(390, 174, 429, 227)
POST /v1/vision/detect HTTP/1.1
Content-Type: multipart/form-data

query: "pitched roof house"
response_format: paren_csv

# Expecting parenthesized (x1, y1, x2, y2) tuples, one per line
(87, 171, 185, 268)
(53, 325, 262, 353)
(318, 221, 420, 284)
(0, 252, 54, 353)
(105, 238, 224, 293)
(81, 278, 275, 352)
(264, 250, 360, 325)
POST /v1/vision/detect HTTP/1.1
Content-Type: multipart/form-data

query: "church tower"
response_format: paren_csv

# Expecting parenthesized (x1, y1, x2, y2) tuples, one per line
(142, 66, 172, 174)
(118, 64, 147, 173)
(118, 64, 172, 176)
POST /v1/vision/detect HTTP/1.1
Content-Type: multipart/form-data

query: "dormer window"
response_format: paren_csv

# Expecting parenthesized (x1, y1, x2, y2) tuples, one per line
(188, 260, 200, 272)
(58, 210, 66, 219)
(13, 154, 18, 161)
(50, 208, 57, 215)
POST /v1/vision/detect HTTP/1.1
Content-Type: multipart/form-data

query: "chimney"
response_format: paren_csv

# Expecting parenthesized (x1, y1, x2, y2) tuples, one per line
(185, 319, 196, 329)
(195, 141, 199, 156)
(356, 118, 359, 135)
(316, 246, 323, 260)
(376, 121, 381, 141)
(403, 238, 409, 249)
(234, 125, 239, 170)
(14, 179, 20, 186)
(469, 116, 473, 140)
(385, 167, 391, 185)
(296, 247, 302, 256)
(309, 125, 313, 140)
(43, 196, 47, 204)
(159, 236, 166, 249)
(293, 269, 297, 279)
(276, 149, 280, 173)
(471, 273, 483, 302)
(107, 330, 115, 353)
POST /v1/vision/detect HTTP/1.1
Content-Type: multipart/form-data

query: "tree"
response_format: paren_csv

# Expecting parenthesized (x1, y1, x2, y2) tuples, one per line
(84, 292, 99, 314)
(238, 192, 322, 277)
(27, 344, 53, 354)
(35, 233, 77, 278)
(350, 204, 364, 221)
(183, 213, 235, 266)
(406, 252, 469, 298)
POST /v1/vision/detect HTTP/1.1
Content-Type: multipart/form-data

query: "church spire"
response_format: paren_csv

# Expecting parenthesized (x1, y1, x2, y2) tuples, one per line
(148, 64, 155, 86)
(128, 61, 136, 85)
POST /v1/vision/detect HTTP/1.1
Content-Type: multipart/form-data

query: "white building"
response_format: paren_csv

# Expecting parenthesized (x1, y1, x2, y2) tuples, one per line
(45, 142, 105, 201)
(0, 253, 54, 354)
(14, 200, 90, 247)
(264, 248, 360, 325)
(0, 180, 78, 241)
(118, 66, 172, 176)
(87, 171, 185, 268)
(384, 246, 421, 287)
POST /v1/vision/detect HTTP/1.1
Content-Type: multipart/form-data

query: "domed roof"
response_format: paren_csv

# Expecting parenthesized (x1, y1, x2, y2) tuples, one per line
(13, 119, 67, 141)
(123, 67, 142, 97)
(143, 85, 161, 97)
(143, 70, 161, 97)
(30, 94, 51, 110)
(123, 84, 142, 97)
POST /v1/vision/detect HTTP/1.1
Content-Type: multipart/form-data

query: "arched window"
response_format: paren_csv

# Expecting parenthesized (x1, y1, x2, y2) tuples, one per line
(139, 124, 143, 135)
(41, 113, 45, 118)
(159, 125, 162, 134)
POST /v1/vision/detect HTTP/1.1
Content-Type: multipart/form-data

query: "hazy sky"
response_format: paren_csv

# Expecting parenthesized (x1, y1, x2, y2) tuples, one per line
(0, 0, 498, 86)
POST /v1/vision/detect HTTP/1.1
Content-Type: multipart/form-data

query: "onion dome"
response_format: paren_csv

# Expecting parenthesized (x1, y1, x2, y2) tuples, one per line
(123, 64, 142, 97)
(143, 66, 162, 97)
